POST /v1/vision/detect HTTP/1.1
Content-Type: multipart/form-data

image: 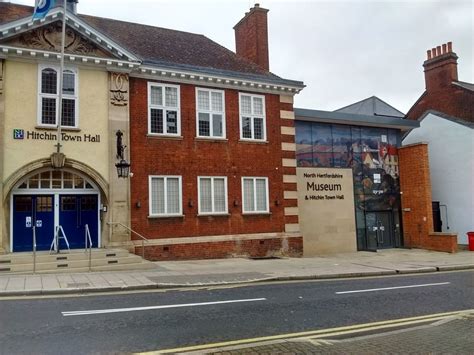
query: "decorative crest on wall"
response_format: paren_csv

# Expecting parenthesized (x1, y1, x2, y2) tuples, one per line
(7, 22, 109, 57)
(110, 72, 129, 106)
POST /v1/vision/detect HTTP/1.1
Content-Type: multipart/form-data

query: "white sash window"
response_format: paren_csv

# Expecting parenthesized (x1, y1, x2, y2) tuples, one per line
(242, 177, 269, 213)
(148, 83, 181, 136)
(149, 176, 182, 216)
(239, 93, 266, 141)
(196, 88, 225, 138)
(198, 177, 228, 214)
(38, 65, 78, 128)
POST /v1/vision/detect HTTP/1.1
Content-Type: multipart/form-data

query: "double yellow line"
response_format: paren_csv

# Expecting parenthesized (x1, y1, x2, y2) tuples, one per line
(141, 309, 472, 354)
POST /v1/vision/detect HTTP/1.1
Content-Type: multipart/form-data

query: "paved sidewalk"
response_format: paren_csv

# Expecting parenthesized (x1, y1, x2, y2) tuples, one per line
(203, 311, 474, 355)
(0, 249, 473, 296)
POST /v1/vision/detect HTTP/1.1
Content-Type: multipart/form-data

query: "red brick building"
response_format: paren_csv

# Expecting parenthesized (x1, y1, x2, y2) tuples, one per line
(402, 42, 473, 252)
(127, 5, 305, 260)
(407, 42, 473, 122)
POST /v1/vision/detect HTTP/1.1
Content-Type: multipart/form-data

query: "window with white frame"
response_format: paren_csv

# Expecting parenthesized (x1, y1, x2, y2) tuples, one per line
(196, 88, 225, 138)
(198, 177, 228, 214)
(242, 177, 269, 213)
(239, 93, 266, 141)
(149, 176, 182, 216)
(148, 83, 180, 135)
(38, 66, 78, 127)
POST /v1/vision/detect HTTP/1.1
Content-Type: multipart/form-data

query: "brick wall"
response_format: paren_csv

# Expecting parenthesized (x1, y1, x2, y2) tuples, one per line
(407, 86, 474, 123)
(129, 77, 299, 259)
(136, 236, 303, 261)
(399, 143, 457, 253)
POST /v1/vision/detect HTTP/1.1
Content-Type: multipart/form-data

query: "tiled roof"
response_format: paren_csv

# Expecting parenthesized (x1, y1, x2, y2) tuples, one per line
(0, 3, 32, 23)
(0, 3, 295, 84)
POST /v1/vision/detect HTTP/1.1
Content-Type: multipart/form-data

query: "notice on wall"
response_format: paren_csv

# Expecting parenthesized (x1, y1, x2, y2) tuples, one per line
(297, 167, 357, 256)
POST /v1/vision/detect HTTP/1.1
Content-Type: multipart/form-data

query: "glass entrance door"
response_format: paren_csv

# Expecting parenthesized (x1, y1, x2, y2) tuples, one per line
(366, 212, 394, 249)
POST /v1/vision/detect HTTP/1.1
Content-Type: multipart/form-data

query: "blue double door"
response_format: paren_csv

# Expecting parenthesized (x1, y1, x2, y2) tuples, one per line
(13, 194, 99, 252)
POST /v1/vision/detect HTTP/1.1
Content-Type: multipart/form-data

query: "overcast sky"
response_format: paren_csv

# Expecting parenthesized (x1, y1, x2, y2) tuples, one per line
(13, 0, 474, 113)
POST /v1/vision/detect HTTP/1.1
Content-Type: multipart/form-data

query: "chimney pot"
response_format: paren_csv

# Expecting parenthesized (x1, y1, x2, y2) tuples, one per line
(423, 42, 458, 92)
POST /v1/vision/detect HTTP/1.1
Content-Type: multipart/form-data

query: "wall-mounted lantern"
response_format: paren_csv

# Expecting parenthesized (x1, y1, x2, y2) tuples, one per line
(115, 130, 130, 178)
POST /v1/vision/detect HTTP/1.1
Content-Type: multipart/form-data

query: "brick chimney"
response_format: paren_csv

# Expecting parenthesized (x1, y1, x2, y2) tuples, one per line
(423, 42, 458, 92)
(234, 4, 269, 71)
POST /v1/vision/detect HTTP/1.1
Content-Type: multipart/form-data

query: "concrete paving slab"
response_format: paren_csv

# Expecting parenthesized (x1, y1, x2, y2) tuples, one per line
(41, 276, 61, 290)
(5, 277, 25, 291)
(0, 277, 9, 290)
(24, 276, 42, 290)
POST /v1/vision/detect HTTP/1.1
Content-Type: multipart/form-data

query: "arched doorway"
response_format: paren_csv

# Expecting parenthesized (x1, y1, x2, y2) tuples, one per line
(10, 169, 101, 252)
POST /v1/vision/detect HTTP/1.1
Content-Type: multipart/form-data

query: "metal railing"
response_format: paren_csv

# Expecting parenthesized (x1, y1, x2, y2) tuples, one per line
(107, 222, 149, 259)
(85, 224, 93, 271)
(32, 226, 37, 274)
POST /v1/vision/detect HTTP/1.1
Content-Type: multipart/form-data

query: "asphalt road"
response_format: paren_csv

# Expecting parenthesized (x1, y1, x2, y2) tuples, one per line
(0, 270, 473, 354)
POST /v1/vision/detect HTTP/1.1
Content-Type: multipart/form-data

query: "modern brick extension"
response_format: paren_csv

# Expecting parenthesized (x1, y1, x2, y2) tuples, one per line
(399, 143, 457, 253)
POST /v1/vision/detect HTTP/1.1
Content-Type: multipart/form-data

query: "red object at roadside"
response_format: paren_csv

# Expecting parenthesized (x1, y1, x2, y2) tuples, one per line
(467, 232, 474, 251)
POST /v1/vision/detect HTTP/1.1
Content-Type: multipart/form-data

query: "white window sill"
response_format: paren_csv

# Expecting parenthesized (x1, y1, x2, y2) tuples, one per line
(197, 213, 230, 217)
(36, 125, 80, 132)
(239, 139, 268, 144)
(242, 212, 271, 216)
(195, 137, 228, 142)
(148, 214, 185, 219)
(147, 134, 183, 140)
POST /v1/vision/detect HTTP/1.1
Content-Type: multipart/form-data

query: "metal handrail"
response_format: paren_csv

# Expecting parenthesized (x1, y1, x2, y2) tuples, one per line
(107, 222, 149, 259)
(32, 226, 37, 274)
(85, 224, 93, 271)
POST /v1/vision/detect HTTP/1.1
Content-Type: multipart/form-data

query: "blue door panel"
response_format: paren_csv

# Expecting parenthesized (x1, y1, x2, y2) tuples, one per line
(59, 194, 98, 249)
(59, 195, 81, 249)
(80, 195, 99, 248)
(13, 196, 34, 252)
(35, 196, 55, 250)
(13, 195, 54, 252)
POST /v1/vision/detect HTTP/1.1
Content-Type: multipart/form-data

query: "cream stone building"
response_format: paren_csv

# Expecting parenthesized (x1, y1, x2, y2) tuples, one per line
(0, 4, 137, 253)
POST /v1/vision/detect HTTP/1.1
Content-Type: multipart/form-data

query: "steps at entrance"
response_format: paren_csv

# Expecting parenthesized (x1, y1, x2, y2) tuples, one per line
(0, 249, 155, 274)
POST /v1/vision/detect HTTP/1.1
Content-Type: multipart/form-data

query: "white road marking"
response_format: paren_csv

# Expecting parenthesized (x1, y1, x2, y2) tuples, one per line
(336, 282, 450, 294)
(62, 297, 267, 317)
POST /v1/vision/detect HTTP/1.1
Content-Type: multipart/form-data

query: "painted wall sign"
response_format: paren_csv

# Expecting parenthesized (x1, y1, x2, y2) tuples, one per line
(302, 172, 347, 201)
(13, 129, 101, 143)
